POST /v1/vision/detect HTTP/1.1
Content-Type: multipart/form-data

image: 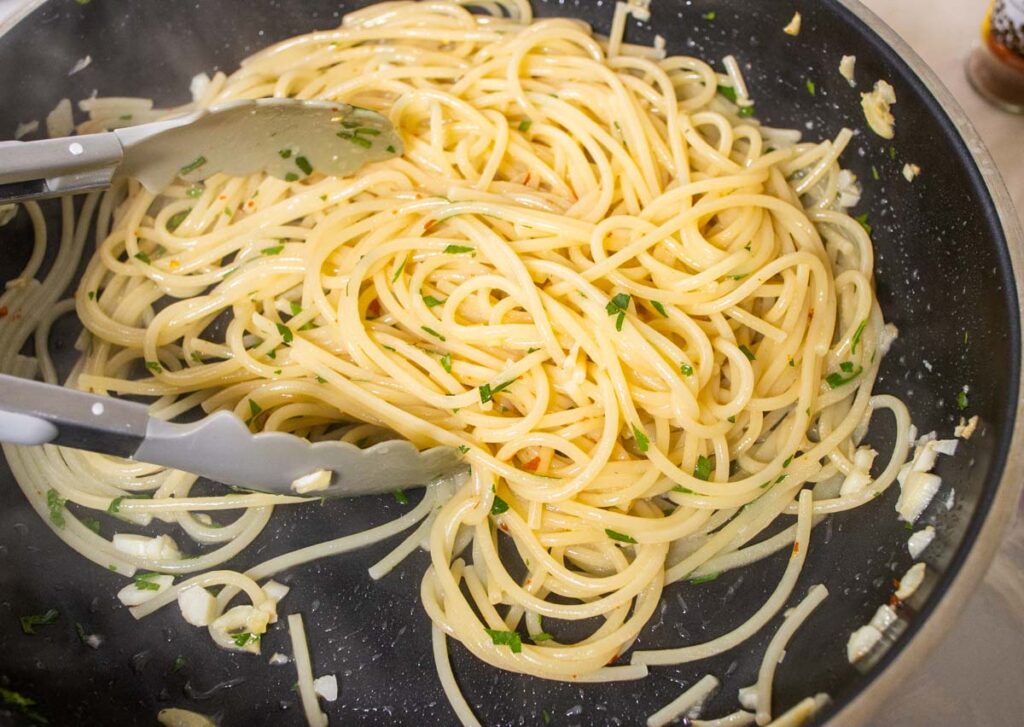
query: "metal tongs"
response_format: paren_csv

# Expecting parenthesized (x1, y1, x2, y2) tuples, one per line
(0, 99, 462, 493)
(0, 374, 463, 496)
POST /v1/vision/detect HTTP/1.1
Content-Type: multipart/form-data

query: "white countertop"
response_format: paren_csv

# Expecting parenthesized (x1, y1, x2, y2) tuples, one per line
(0, 1, 1021, 725)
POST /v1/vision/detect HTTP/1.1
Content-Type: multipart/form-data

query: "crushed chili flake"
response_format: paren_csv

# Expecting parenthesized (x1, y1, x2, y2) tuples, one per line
(792, 542, 800, 555)
(523, 456, 541, 471)
(0, 306, 7, 318)
(367, 299, 382, 318)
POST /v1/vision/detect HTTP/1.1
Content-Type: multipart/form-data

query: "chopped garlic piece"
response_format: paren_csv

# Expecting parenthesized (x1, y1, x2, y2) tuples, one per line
(117, 574, 174, 607)
(189, 73, 212, 103)
(157, 708, 216, 727)
(263, 580, 291, 604)
(0, 204, 17, 227)
(269, 652, 290, 665)
(897, 471, 941, 522)
(14, 120, 38, 139)
(112, 533, 181, 561)
(839, 55, 857, 86)
(879, 323, 898, 356)
(292, 469, 332, 494)
(737, 685, 758, 711)
(837, 169, 861, 208)
(783, 12, 802, 35)
(46, 98, 74, 138)
(68, 55, 92, 76)
(896, 562, 926, 600)
(902, 163, 921, 181)
(869, 604, 898, 632)
(955, 415, 979, 439)
(861, 80, 897, 139)
(626, 0, 652, 22)
(847, 624, 882, 662)
(908, 526, 935, 558)
(178, 585, 218, 627)
(313, 674, 339, 702)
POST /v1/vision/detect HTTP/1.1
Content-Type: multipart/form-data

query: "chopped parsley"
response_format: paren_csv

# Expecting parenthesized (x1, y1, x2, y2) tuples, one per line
(632, 424, 649, 453)
(693, 454, 713, 481)
(851, 319, 867, 354)
(738, 104, 755, 118)
(133, 572, 162, 591)
(806, 78, 816, 96)
(167, 209, 190, 232)
(518, 119, 532, 132)
(889, 144, 897, 160)
(393, 490, 409, 505)
(485, 628, 522, 653)
(386, 145, 396, 154)
(689, 572, 720, 585)
(284, 172, 299, 182)
(606, 292, 630, 331)
(491, 495, 510, 515)
(717, 84, 738, 103)
(289, 301, 302, 316)
(957, 390, 968, 410)
(423, 294, 446, 308)
(279, 148, 292, 159)
(82, 516, 101, 534)
(145, 360, 162, 373)
(854, 213, 873, 235)
(172, 655, 186, 673)
(392, 255, 407, 282)
(261, 244, 284, 255)
(680, 362, 694, 376)
(440, 353, 453, 373)
(605, 528, 637, 544)
(727, 415, 736, 423)
(444, 244, 475, 254)
(531, 632, 553, 642)
(0, 686, 46, 724)
(46, 489, 65, 529)
(276, 323, 294, 344)
(458, 445, 470, 455)
(783, 453, 795, 468)
(246, 399, 263, 425)
(826, 364, 863, 388)
(739, 344, 756, 361)
(703, 11, 716, 20)
(421, 325, 445, 341)
(134, 251, 151, 265)
(179, 155, 207, 175)
(871, 165, 880, 181)
(651, 300, 668, 317)
(295, 156, 313, 176)
(19, 608, 59, 635)
(231, 632, 260, 648)
(542, 709, 552, 725)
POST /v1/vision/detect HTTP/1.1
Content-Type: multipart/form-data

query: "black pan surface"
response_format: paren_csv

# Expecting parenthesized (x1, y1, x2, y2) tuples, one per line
(0, 1, 1018, 725)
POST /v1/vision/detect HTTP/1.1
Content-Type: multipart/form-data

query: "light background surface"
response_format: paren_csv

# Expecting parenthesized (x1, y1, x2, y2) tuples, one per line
(0, 1, 1020, 725)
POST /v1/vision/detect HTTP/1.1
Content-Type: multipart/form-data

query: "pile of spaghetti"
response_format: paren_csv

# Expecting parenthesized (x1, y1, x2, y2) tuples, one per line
(0, 1, 912, 724)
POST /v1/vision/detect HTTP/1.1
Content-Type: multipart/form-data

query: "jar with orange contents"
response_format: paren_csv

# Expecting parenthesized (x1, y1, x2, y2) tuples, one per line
(967, 0, 1024, 112)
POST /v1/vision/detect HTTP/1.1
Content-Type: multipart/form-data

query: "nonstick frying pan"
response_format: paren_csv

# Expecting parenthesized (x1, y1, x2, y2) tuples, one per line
(0, 1, 1022, 725)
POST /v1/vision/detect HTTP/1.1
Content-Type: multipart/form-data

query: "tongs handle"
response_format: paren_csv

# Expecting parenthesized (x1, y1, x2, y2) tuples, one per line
(0, 133, 124, 203)
(0, 373, 148, 456)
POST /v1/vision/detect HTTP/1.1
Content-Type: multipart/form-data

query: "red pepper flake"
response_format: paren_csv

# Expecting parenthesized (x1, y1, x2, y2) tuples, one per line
(607, 653, 620, 666)
(791, 541, 800, 556)
(423, 219, 436, 231)
(498, 522, 509, 533)
(0, 306, 7, 318)
(892, 578, 901, 589)
(889, 594, 904, 609)
(522, 456, 541, 471)
(367, 299, 382, 318)
(522, 172, 531, 185)
(218, 195, 227, 201)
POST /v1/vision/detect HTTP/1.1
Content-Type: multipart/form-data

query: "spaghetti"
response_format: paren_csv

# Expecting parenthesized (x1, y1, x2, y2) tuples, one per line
(0, 1, 913, 724)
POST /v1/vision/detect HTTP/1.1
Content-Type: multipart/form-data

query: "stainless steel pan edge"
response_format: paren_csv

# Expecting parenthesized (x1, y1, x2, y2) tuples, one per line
(828, 1, 1024, 725)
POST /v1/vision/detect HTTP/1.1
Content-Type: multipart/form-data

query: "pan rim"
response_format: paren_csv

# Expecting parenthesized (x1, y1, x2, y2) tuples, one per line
(824, 1, 1024, 725)
(0, 1, 1021, 725)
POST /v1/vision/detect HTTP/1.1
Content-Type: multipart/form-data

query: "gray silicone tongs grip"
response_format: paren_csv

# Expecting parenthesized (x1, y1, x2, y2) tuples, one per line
(0, 373, 149, 456)
(0, 133, 124, 203)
